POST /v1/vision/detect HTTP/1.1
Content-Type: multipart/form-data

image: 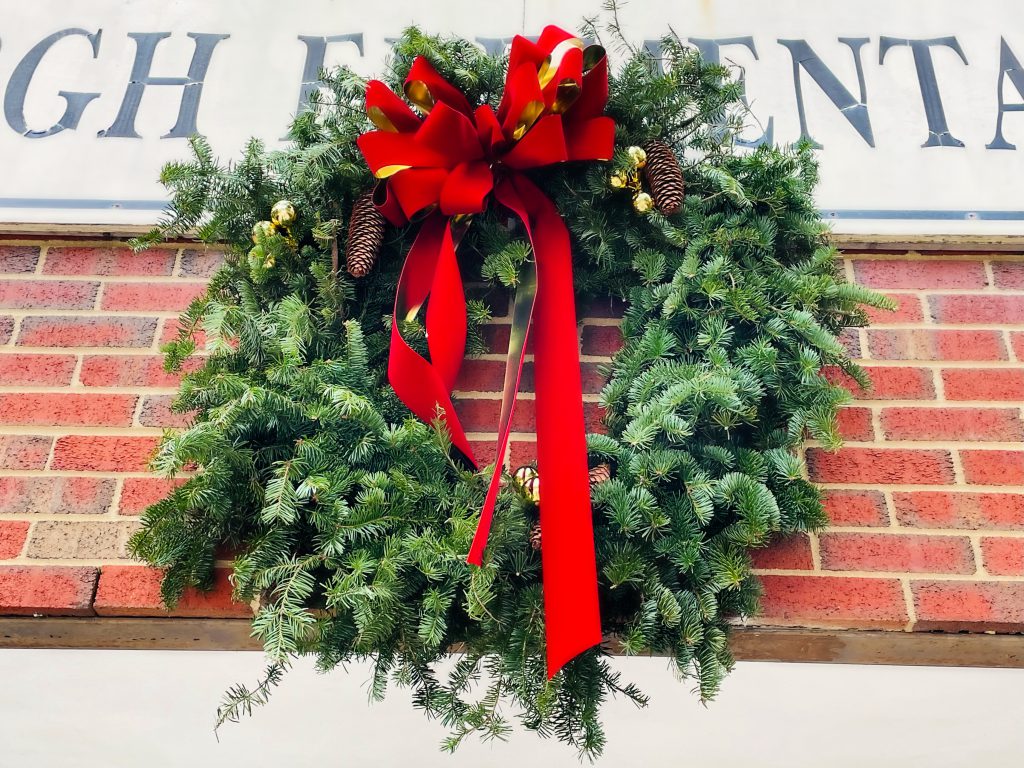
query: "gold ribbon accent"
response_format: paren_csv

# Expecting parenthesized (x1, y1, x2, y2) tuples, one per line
(368, 105, 399, 133)
(537, 38, 583, 88)
(405, 80, 436, 114)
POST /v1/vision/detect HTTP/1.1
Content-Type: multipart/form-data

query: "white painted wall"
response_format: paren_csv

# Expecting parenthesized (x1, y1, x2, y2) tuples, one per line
(2, 0, 1024, 234)
(0, 650, 1021, 767)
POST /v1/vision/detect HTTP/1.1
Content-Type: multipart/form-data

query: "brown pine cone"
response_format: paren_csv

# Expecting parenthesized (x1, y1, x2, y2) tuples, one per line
(345, 191, 386, 277)
(589, 464, 612, 486)
(642, 139, 685, 216)
(529, 523, 543, 551)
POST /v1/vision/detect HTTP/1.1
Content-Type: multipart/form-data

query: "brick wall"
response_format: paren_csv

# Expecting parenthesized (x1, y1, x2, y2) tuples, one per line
(1, 239, 1022, 634)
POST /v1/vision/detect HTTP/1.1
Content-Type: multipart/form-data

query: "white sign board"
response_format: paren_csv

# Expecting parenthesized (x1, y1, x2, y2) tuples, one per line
(1, 0, 1022, 235)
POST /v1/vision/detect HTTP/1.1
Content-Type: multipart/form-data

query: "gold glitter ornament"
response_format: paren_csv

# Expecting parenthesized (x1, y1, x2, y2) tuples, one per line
(609, 172, 628, 189)
(633, 192, 654, 213)
(626, 145, 647, 168)
(512, 465, 540, 504)
(270, 200, 297, 229)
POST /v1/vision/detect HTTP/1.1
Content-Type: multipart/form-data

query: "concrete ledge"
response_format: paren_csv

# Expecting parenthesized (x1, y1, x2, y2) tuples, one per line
(1, 617, 1022, 667)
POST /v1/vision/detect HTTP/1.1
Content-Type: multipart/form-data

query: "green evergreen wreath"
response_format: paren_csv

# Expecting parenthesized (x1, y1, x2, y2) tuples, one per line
(131, 22, 891, 758)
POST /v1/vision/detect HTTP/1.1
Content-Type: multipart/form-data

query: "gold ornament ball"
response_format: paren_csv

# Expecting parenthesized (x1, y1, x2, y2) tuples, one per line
(633, 192, 654, 213)
(626, 145, 647, 168)
(609, 172, 627, 189)
(252, 220, 276, 243)
(270, 200, 297, 229)
(512, 465, 541, 504)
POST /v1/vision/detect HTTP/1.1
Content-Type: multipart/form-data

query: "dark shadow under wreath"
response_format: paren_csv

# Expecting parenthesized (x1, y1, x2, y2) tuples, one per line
(130, 15, 891, 759)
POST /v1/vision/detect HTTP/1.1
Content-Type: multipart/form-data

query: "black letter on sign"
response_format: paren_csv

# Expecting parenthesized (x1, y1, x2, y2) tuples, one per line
(294, 34, 364, 116)
(4, 28, 102, 138)
(879, 36, 968, 148)
(476, 37, 514, 58)
(988, 37, 1024, 150)
(777, 38, 873, 148)
(99, 32, 229, 139)
(689, 37, 774, 148)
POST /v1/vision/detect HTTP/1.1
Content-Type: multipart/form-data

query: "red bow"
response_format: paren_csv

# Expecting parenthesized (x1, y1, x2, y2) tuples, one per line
(357, 26, 613, 677)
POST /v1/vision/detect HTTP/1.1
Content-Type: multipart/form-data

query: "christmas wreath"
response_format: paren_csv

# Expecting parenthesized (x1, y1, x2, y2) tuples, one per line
(131, 18, 890, 757)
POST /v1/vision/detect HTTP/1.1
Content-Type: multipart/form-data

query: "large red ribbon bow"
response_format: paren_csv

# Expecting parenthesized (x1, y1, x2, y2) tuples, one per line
(357, 26, 614, 677)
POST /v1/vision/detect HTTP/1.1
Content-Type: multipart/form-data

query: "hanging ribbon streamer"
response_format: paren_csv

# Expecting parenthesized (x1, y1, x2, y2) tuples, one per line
(357, 26, 614, 677)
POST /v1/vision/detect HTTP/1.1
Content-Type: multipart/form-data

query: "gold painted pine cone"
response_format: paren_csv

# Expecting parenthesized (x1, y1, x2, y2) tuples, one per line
(642, 139, 685, 216)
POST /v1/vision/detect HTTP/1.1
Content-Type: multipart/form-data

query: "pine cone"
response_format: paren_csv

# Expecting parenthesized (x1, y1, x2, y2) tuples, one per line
(589, 464, 611, 486)
(345, 191, 386, 277)
(642, 139, 685, 216)
(529, 523, 543, 551)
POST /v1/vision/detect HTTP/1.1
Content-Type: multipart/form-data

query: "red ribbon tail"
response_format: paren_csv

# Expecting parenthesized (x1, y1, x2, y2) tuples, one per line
(472, 176, 601, 679)
(387, 214, 476, 465)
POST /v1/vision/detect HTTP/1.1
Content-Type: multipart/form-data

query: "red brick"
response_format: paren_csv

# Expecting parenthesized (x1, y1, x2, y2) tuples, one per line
(751, 534, 813, 570)
(580, 363, 608, 395)
(16, 316, 157, 348)
(838, 328, 861, 358)
(179, 248, 224, 278)
(52, 436, 159, 472)
(930, 294, 1024, 324)
(981, 537, 1024, 576)
(942, 369, 1024, 401)
(0, 279, 97, 309)
(581, 296, 627, 318)
(893, 491, 1024, 530)
(0, 566, 98, 616)
(807, 448, 954, 485)
(992, 262, 1024, 290)
(584, 402, 607, 434)
(821, 489, 889, 526)
(1012, 332, 1024, 361)
(836, 407, 874, 441)
(819, 532, 975, 574)
(0, 353, 76, 385)
(94, 566, 251, 618)
(80, 354, 196, 387)
(879, 407, 1023, 442)
(509, 440, 536, 467)
(0, 246, 40, 273)
(0, 434, 52, 469)
(757, 575, 908, 629)
(826, 365, 935, 400)
(455, 359, 505, 392)
(912, 580, 1024, 630)
(960, 450, 1024, 486)
(159, 318, 208, 347)
(864, 293, 924, 323)
(0, 315, 12, 344)
(25, 520, 136, 560)
(118, 477, 183, 515)
(468, 440, 498, 468)
(453, 360, 606, 396)
(454, 398, 537, 433)
(867, 330, 1006, 361)
(43, 247, 174, 276)
(139, 395, 191, 428)
(100, 281, 206, 312)
(853, 260, 987, 289)
(480, 324, 511, 354)
(0, 477, 115, 515)
(0, 521, 29, 559)
(0, 393, 136, 427)
(581, 325, 623, 356)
